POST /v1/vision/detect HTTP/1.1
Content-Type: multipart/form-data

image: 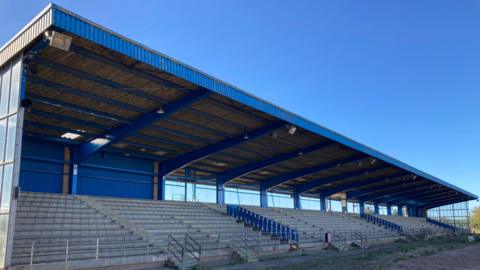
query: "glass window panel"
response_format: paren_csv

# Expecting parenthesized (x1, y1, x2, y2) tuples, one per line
(0, 67, 11, 117)
(8, 60, 21, 114)
(0, 214, 9, 266)
(0, 119, 6, 162)
(0, 164, 13, 214)
(0, 166, 3, 203)
(4, 115, 17, 162)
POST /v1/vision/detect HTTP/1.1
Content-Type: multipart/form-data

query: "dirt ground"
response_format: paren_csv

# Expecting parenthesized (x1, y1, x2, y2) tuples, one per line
(209, 235, 480, 270)
(390, 244, 480, 270)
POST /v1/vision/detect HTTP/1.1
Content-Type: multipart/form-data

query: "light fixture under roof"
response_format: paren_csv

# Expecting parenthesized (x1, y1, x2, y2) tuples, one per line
(288, 125, 297, 135)
(156, 107, 165, 114)
(47, 31, 72, 51)
(153, 150, 168, 156)
(243, 133, 249, 140)
(61, 132, 81, 140)
(370, 158, 377, 164)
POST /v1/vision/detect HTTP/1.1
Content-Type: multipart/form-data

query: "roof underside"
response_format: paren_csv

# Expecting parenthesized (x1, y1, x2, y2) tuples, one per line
(1, 4, 476, 209)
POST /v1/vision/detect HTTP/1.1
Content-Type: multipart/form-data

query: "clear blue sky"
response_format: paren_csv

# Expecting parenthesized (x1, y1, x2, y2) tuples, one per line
(1, 1, 479, 209)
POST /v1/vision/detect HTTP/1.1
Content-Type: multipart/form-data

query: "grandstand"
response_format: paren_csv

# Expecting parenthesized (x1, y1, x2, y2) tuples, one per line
(0, 3, 476, 270)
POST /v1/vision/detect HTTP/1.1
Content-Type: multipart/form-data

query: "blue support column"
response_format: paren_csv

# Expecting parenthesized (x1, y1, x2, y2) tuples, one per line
(216, 181, 225, 205)
(159, 176, 166, 200)
(260, 188, 268, 208)
(359, 200, 365, 216)
(320, 195, 327, 212)
(70, 146, 79, 195)
(293, 192, 301, 209)
(387, 205, 392, 216)
(374, 203, 379, 215)
(398, 206, 403, 216)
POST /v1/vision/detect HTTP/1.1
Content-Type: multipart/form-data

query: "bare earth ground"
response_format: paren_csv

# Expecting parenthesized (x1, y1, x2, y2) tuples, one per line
(207, 235, 480, 270)
(390, 244, 480, 270)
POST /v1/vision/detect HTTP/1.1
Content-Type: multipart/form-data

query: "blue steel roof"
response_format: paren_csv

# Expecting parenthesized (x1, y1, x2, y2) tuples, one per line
(1, 3, 477, 202)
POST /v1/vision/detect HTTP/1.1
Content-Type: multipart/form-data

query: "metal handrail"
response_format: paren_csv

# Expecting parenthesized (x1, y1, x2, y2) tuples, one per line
(227, 205, 299, 242)
(184, 234, 201, 261)
(167, 235, 184, 266)
(24, 236, 154, 266)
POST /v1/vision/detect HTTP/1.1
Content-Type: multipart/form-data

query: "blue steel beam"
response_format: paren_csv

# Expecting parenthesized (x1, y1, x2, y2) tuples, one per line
(295, 164, 390, 194)
(419, 198, 467, 209)
(216, 141, 336, 184)
(260, 155, 366, 190)
(28, 94, 131, 124)
(355, 181, 433, 202)
(347, 179, 427, 199)
(35, 54, 168, 103)
(77, 90, 209, 162)
(160, 122, 285, 176)
(320, 173, 408, 197)
(384, 190, 455, 205)
(422, 194, 464, 203)
(381, 186, 445, 202)
(29, 75, 146, 113)
(69, 44, 191, 94)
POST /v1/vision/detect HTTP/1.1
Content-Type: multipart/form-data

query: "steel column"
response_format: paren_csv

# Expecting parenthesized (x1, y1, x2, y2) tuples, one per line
(293, 191, 301, 210)
(320, 195, 327, 212)
(216, 181, 225, 205)
(387, 205, 392, 216)
(359, 200, 365, 216)
(260, 188, 268, 208)
(398, 206, 404, 216)
(374, 203, 379, 215)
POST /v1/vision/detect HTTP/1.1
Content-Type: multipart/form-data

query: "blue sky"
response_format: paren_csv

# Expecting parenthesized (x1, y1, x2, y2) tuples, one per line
(1, 1, 479, 209)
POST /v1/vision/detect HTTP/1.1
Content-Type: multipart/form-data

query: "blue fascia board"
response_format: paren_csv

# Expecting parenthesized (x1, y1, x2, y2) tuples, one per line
(295, 164, 390, 194)
(261, 155, 366, 190)
(8, 4, 474, 199)
(217, 141, 336, 184)
(322, 172, 408, 198)
(160, 121, 285, 176)
(77, 89, 209, 162)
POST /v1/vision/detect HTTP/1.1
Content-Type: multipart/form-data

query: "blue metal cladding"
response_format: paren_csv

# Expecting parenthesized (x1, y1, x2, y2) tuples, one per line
(47, 4, 476, 200)
(77, 152, 153, 199)
(19, 140, 64, 193)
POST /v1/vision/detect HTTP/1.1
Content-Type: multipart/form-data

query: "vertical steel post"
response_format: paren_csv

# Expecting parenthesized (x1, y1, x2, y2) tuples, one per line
(30, 241, 34, 265)
(65, 240, 69, 262)
(96, 238, 99, 259)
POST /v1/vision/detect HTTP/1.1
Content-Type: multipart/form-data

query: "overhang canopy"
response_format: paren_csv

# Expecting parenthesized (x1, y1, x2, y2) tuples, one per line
(1, 4, 476, 209)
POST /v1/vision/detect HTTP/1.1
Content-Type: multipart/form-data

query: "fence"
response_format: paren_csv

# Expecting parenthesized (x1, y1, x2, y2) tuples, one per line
(24, 236, 154, 266)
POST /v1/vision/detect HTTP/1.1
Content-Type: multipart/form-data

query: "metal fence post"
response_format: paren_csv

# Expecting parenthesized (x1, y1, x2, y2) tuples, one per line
(123, 236, 126, 257)
(65, 240, 69, 263)
(96, 238, 99, 259)
(147, 236, 150, 256)
(30, 241, 34, 265)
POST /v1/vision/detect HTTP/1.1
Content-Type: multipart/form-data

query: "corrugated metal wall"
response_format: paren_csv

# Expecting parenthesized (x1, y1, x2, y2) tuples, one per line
(20, 139, 154, 198)
(78, 152, 153, 199)
(20, 140, 64, 193)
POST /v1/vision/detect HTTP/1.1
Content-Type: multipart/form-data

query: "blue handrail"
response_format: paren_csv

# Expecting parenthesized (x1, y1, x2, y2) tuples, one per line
(426, 218, 457, 232)
(360, 213, 403, 232)
(227, 205, 299, 242)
